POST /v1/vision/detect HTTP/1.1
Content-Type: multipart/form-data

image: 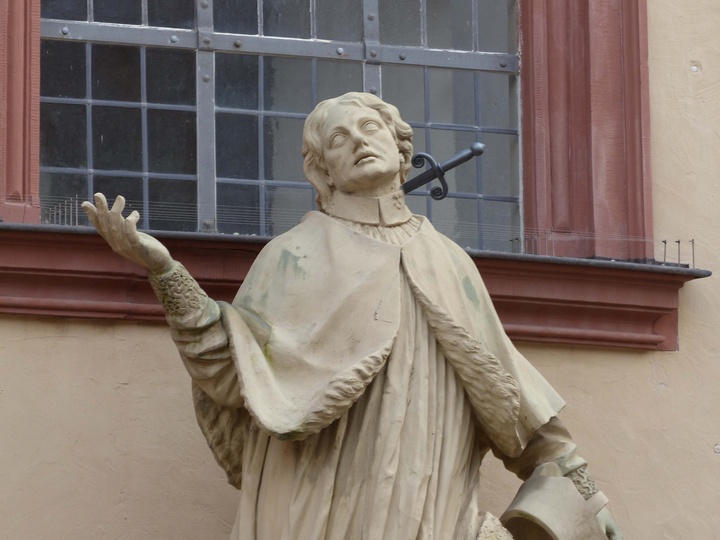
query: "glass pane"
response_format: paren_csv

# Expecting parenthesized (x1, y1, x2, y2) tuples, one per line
(217, 183, 260, 235)
(382, 65, 425, 124)
(93, 106, 142, 171)
(40, 103, 87, 168)
(39, 173, 89, 226)
(411, 127, 426, 157)
(214, 0, 257, 34)
(482, 200, 520, 252)
(315, 60, 363, 104)
(148, 0, 195, 29)
(478, 0, 517, 54)
(147, 48, 196, 105)
(41, 40, 86, 99)
(428, 129, 478, 193)
(148, 178, 197, 231)
(263, 117, 305, 181)
(315, 0, 362, 41)
(428, 68, 475, 125)
(427, 0, 472, 51)
(477, 73, 517, 129)
(92, 44, 140, 102)
(41, 0, 87, 21)
(405, 126, 426, 190)
(147, 110, 197, 174)
(216, 54, 258, 109)
(479, 132, 518, 197)
(265, 186, 314, 236)
(264, 57, 312, 113)
(404, 193, 427, 217)
(432, 196, 479, 250)
(264, 0, 310, 38)
(216, 113, 259, 179)
(93, 176, 144, 216)
(379, 0, 420, 46)
(93, 0, 141, 24)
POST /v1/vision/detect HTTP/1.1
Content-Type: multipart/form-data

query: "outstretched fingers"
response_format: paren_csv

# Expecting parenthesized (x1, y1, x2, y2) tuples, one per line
(110, 195, 126, 214)
(123, 210, 141, 244)
(94, 192, 110, 214)
(80, 200, 99, 228)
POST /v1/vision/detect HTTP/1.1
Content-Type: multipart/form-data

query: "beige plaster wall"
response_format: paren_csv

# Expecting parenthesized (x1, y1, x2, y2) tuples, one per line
(482, 0, 720, 537)
(0, 317, 238, 538)
(2, 1, 720, 539)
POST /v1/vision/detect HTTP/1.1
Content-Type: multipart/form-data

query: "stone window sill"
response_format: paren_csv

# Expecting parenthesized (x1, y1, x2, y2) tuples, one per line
(0, 225, 709, 351)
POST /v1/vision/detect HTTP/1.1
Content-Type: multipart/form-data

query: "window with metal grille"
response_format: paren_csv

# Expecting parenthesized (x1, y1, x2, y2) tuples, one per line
(39, 0, 519, 251)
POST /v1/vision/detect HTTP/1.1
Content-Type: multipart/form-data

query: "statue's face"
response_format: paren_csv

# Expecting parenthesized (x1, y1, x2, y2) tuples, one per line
(320, 103, 401, 197)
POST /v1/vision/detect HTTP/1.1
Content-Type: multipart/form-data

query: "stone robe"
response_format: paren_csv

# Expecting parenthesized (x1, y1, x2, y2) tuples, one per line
(169, 200, 583, 540)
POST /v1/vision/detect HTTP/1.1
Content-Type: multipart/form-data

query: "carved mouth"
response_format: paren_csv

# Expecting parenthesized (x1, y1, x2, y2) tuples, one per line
(354, 152, 377, 165)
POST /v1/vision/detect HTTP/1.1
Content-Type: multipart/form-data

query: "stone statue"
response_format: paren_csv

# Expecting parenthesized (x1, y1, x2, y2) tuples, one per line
(82, 92, 621, 539)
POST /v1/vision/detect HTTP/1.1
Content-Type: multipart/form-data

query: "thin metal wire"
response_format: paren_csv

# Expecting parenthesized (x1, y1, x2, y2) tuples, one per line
(140, 46, 150, 229)
(40, 1, 522, 249)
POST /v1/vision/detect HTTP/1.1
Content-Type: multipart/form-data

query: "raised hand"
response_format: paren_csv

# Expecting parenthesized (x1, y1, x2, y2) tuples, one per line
(81, 193, 172, 273)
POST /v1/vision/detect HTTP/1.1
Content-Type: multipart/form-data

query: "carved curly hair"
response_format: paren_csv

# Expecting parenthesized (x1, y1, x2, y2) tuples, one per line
(302, 92, 414, 212)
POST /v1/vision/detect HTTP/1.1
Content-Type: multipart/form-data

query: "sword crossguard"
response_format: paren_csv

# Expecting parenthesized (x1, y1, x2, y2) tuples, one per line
(411, 152, 448, 200)
(402, 142, 485, 200)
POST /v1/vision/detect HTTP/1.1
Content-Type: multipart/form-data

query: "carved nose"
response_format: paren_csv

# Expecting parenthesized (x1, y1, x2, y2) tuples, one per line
(351, 130, 369, 149)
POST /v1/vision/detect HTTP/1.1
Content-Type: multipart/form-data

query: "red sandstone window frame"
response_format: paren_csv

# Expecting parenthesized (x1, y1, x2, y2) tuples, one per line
(0, 0, 708, 351)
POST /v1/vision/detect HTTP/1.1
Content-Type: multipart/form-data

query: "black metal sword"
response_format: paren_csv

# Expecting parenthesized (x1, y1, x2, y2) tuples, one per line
(402, 142, 485, 200)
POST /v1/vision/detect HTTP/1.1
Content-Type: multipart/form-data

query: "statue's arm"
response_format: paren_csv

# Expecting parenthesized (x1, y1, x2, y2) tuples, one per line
(491, 417, 622, 539)
(82, 193, 242, 408)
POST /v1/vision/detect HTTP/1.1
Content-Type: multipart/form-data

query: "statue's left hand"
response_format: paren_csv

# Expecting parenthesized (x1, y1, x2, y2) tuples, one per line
(596, 506, 622, 540)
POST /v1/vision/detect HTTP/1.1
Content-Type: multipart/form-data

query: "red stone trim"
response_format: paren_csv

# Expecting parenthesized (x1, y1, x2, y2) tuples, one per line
(0, 227, 708, 350)
(520, 0, 653, 261)
(0, 0, 691, 351)
(0, 0, 41, 223)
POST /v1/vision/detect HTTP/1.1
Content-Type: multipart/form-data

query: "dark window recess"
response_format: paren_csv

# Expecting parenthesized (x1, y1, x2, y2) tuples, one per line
(263, 57, 312, 113)
(214, 0, 258, 34)
(93, 176, 144, 216)
(146, 49, 196, 105)
(147, 0, 195, 29)
(40, 103, 87, 168)
(93, 0, 142, 25)
(216, 113, 259, 179)
(315, 0, 362, 41)
(263, 0, 311, 38)
(217, 183, 261, 236)
(41, 0, 87, 21)
(263, 116, 305, 181)
(92, 44, 141, 102)
(148, 178, 197, 232)
(265, 185, 315, 236)
(39, 172, 89, 226)
(215, 54, 259, 110)
(41, 40, 86, 99)
(92, 106, 143, 171)
(38, 0, 520, 246)
(147, 109, 197, 175)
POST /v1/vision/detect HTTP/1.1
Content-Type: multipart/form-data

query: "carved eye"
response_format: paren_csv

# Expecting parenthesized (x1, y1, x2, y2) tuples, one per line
(330, 132, 346, 147)
(363, 121, 380, 132)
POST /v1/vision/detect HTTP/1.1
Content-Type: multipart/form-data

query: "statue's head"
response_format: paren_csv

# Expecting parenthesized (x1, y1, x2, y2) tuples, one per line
(302, 92, 413, 211)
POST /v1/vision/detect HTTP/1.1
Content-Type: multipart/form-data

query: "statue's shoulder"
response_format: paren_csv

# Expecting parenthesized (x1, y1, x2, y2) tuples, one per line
(258, 211, 329, 251)
(413, 215, 476, 264)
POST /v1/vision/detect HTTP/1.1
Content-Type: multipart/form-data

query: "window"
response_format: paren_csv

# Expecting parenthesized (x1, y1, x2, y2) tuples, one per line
(39, 0, 520, 250)
(6, 0, 706, 350)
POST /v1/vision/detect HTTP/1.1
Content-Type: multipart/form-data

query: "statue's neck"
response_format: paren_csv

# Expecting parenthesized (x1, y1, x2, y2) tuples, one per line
(324, 190, 412, 226)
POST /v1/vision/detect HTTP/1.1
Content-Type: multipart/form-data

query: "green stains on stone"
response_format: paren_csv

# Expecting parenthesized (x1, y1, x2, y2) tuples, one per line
(463, 276, 480, 309)
(263, 343, 274, 366)
(278, 249, 306, 278)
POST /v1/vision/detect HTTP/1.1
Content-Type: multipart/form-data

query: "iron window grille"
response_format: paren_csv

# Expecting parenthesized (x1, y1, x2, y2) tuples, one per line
(40, 0, 520, 251)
